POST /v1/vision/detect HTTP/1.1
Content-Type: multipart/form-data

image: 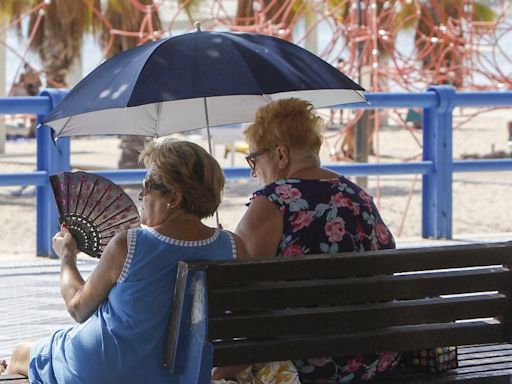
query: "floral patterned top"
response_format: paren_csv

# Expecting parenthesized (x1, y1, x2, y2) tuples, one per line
(250, 177, 395, 257)
(249, 176, 400, 383)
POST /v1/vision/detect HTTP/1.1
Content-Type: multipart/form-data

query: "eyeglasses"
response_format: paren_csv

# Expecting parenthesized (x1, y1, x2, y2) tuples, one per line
(245, 148, 271, 170)
(140, 179, 169, 194)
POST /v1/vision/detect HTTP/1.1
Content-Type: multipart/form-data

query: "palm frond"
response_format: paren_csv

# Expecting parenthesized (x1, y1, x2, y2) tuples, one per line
(178, 0, 203, 26)
(472, 2, 495, 22)
(100, 0, 161, 57)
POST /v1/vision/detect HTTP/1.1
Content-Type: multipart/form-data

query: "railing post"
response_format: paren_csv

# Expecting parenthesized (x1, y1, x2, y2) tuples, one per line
(36, 89, 70, 257)
(422, 85, 456, 239)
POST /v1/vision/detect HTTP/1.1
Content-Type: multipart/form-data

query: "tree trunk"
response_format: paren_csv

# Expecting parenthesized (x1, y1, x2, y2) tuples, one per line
(118, 135, 148, 169)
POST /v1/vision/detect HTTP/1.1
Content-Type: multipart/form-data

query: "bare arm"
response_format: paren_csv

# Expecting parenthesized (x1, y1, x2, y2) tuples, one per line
(53, 225, 128, 323)
(235, 196, 283, 258)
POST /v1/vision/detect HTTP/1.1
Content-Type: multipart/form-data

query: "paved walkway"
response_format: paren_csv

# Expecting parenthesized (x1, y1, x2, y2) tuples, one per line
(0, 259, 97, 360)
(0, 233, 510, 361)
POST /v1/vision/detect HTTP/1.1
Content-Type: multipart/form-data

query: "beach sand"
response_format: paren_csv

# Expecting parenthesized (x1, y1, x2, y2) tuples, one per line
(1, 107, 511, 260)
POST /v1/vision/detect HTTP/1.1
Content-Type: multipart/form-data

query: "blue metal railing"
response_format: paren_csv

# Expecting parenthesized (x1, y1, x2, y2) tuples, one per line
(1, 86, 512, 256)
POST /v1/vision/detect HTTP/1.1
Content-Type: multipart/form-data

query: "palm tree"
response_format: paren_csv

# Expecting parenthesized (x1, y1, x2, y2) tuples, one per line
(98, 0, 162, 169)
(0, 0, 164, 168)
(0, 0, 100, 87)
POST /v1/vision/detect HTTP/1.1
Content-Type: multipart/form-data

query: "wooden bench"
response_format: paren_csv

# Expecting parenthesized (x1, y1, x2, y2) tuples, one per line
(2, 242, 511, 383)
(164, 241, 512, 383)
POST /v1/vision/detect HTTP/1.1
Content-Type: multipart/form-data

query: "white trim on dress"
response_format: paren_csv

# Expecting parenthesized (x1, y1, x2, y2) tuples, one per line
(147, 227, 220, 247)
(118, 229, 137, 283)
(226, 231, 237, 259)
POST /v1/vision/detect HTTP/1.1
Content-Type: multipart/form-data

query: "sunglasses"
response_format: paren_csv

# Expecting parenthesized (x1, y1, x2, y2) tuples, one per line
(245, 147, 271, 170)
(140, 179, 169, 194)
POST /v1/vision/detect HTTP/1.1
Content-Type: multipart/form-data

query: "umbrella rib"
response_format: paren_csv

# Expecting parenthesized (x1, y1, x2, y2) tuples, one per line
(202, 97, 213, 155)
(58, 116, 73, 138)
(154, 102, 162, 138)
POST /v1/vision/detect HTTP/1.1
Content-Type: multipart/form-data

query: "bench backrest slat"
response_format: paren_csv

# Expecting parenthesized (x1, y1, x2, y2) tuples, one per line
(204, 242, 512, 288)
(212, 321, 504, 366)
(209, 294, 507, 339)
(209, 267, 511, 312)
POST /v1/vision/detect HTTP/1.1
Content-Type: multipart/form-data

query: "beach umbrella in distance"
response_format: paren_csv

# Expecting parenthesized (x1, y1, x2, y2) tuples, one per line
(43, 23, 367, 152)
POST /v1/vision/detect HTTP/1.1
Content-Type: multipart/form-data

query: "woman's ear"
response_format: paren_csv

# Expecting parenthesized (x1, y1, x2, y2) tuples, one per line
(276, 145, 290, 169)
(169, 190, 183, 209)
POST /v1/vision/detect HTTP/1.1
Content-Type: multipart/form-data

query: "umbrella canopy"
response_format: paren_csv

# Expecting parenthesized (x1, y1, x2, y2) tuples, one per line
(44, 30, 367, 138)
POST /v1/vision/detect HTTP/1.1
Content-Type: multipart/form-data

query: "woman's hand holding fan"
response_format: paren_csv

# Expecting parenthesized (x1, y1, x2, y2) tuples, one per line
(50, 171, 141, 258)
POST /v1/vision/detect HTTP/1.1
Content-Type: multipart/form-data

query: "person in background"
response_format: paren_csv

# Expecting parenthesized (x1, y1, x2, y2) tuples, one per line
(328, 58, 346, 128)
(4, 139, 248, 384)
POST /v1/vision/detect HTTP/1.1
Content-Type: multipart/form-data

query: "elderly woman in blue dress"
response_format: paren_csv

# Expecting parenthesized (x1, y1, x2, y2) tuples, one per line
(4, 139, 248, 383)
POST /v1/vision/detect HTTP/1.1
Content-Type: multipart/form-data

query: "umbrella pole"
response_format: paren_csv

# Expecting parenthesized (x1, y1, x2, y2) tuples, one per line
(202, 97, 220, 227)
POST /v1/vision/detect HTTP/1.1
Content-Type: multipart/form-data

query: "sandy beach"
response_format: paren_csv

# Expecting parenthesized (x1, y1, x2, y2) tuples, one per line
(1, 107, 511, 260)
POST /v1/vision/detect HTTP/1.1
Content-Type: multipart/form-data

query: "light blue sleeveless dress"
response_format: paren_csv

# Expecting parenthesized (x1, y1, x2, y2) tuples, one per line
(28, 227, 236, 384)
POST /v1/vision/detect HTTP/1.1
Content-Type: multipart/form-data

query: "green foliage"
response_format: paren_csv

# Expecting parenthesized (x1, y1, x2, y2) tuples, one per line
(473, 2, 495, 22)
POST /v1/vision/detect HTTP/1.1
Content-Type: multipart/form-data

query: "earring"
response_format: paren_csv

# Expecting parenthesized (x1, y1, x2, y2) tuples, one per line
(166, 203, 171, 208)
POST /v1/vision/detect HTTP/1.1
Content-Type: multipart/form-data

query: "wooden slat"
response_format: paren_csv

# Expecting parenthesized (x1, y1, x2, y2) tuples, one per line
(379, 370, 512, 383)
(459, 344, 512, 354)
(459, 350, 512, 362)
(199, 242, 512, 288)
(458, 355, 512, 368)
(209, 294, 506, 339)
(212, 321, 503, 366)
(0, 376, 28, 383)
(454, 361, 512, 374)
(209, 268, 512, 312)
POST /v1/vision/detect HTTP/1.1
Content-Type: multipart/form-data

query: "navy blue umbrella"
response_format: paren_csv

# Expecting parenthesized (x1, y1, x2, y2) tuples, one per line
(44, 27, 366, 142)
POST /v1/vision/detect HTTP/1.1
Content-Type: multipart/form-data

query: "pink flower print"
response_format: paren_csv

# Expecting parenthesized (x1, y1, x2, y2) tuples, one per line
(308, 357, 332, 367)
(275, 184, 301, 202)
(281, 244, 304, 257)
(346, 354, 363, 373)
(377, 352, 397, 372)
(325, 217, 346, 242)
(290, 211, 315, 232)
(374, 221, 390, 245)
(359, 190, 373, 207)
(331, 193, 360, 215)
(330, 192, 345, 207)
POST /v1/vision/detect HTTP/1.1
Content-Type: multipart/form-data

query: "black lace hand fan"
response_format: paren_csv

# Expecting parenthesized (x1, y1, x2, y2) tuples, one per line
(50, 171, 140, 258)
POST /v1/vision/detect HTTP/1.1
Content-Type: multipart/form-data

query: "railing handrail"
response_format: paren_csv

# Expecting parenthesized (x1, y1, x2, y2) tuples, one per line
(1, 87, 512, 256)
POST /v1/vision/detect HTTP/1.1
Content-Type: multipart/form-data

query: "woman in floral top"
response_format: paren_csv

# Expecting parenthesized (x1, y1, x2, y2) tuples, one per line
(234, 98, 400, 383)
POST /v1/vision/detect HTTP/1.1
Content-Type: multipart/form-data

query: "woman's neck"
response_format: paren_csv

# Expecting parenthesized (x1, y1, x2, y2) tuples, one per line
(283, 162, 339, 180)
(154, 211, 214, 240)
(286, 164, 320, 179)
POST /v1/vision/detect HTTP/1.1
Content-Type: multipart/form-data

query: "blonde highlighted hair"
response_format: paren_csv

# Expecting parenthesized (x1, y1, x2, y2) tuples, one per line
(139, 140, 224, 218)
(244, 98, 323, 155)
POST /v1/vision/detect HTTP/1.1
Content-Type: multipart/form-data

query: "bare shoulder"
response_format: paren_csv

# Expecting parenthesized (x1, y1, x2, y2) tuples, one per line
(97, 229, 132, 281)
(108, 230, 129, 253)
(245, 195, 281, 217)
